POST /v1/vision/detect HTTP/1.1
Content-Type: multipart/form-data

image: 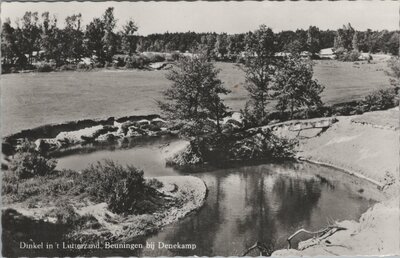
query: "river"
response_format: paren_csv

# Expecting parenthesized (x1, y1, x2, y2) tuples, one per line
(56, 136, 379, 256)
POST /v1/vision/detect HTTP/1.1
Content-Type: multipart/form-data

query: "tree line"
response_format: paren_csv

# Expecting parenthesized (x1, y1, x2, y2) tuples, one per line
(2, 7, 399, 69)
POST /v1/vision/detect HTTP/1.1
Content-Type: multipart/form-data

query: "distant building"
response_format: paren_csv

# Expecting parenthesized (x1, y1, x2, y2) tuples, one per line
(300, 51, 312, 58)
(359, 52, 372, 61)
(318, 48, 336, 59)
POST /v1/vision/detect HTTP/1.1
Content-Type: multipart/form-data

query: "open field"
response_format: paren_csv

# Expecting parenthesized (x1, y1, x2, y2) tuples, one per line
(1, 59, 391, 136)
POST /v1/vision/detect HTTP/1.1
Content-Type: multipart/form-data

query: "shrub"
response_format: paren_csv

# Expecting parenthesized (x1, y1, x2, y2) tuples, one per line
(171, 52, 181, 61)
(9, 139, 57, 179)
(59, 64, 77, 71)
(77, 63, 90, 70)
(146, 178, 163, 189)
(10, 67, 19, 73)
(94, 62, 103, 68)
(169, 129, 297, 166)
(77, 160, 162, 214)
(359, 88, 399, 111)
(148, 53, 165, 63)
(2, 169, 79, 203)
(2, 170, 19, 196)
(166, 142, 204, 166)
(336, 49, 360, 62)
(124, 56, 135, 69)
(36, 63, 54, 72)
(229, 130, 297, 161)
(53, 203, 79, 226)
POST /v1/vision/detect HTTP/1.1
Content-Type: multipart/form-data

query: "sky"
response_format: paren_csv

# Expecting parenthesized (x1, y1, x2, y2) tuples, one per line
(1, 1, 399, 35)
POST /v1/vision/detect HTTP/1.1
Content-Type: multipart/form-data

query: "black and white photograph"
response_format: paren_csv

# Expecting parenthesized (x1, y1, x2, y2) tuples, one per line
(1, 1, 399, 257)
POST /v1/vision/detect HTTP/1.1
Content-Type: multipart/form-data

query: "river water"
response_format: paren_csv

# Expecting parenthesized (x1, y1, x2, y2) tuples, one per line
(56, 136, 378, 256)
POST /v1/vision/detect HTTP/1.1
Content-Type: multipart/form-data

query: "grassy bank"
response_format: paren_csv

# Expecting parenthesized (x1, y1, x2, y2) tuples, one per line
(1, 60, 391, 136)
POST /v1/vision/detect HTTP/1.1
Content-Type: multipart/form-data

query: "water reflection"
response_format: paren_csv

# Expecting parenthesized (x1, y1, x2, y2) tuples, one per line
(137, 163, 375, 256)
(56, 138, 378, 257)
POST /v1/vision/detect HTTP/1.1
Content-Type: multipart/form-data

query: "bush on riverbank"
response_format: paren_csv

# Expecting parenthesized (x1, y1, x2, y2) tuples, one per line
(69, 160, 168, 215)
(4, 156, 168, 215)
(359, 88, 399, 112)
(242, 90, 399, 128)
(168, 129, 297, 166)
(9, 140, 57, 179)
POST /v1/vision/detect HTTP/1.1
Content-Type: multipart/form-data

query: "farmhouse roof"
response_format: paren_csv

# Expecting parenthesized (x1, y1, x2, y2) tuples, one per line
(320, 48, 334, 55)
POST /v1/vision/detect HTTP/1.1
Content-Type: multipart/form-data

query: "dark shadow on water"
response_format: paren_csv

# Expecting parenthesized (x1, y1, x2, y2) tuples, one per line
(50, 135, 177, 158)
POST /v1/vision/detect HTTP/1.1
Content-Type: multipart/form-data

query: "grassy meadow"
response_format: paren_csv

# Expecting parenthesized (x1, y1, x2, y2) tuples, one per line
(1, 59, 392, 136)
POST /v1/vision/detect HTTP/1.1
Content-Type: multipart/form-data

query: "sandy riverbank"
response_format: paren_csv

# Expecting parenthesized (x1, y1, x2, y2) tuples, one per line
(2, 175, 207, 256)
(272, 108, 399, 256)
(74, 175, 207, 241)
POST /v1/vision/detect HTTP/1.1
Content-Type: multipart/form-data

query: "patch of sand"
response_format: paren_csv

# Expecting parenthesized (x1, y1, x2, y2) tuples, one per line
(298, 112, 399, 186)
(272, 109, 400, 256)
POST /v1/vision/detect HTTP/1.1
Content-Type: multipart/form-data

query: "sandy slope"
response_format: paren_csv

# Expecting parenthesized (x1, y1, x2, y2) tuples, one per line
(272, 108, 400, 256)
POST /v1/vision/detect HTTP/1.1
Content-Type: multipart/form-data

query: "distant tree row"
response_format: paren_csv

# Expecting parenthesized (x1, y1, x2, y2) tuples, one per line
(1, 7, 138, 67)
(134, 25, 399, 58)
(2, 7, 399, 69)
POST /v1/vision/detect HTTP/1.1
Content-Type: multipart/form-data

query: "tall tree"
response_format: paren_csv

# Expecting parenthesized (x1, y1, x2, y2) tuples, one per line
(121, 18, 138, 55)
(85, 18, 105, 63)
(334, 23, 355, 50)
(157, 53, 230, 134)
(352, 32, 359, 51)
(242, 25, 278, 124)
(21, 11, 41, 64)
(214, 33, 228, 60)
(272, 56, 324, 119)
(101, 7, 117, 62)
(64, 13, 84, 62)
(1, 19, 19, 65)
(40, 12, 63, 63)
(306, 26, 321, 55)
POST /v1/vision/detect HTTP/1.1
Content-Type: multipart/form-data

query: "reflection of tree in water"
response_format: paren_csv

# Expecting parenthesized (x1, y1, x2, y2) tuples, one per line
(235, 167, 277, 253)
(273, 176, 322, 227)
(153, 172, 228, 256)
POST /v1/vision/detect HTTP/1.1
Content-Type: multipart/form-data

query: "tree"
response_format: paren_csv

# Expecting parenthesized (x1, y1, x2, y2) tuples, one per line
(214, 33, 228, 60)
(85, 18, 105, 63)
(20, 11, 41, 64)
(64, 13, 84, 63)
(272, 56, 324, 119)
(284, 39, 303, 54)
(334, 23, 355, 51)
(385, 32, 399, 56)
(386, 57, 400, 90)
(242, 25, 278, 125)
(307, 26, 321, 55)
(157, 53, 230, 135)
(102, 7, 117, 62)
(352, 32, 359, 51)
(121, 18, 138, 55)
(1, 19, 20, 65)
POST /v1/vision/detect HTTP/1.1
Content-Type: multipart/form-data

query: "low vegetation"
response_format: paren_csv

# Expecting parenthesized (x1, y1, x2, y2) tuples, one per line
(167, 130, 297, 166)
(9, 139, 57, 179)
(77, 160, 167, 215)
(3, 157, 167, 216)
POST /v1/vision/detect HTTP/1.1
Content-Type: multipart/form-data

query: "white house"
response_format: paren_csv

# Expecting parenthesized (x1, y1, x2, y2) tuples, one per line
(319, 48, 336, 59)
